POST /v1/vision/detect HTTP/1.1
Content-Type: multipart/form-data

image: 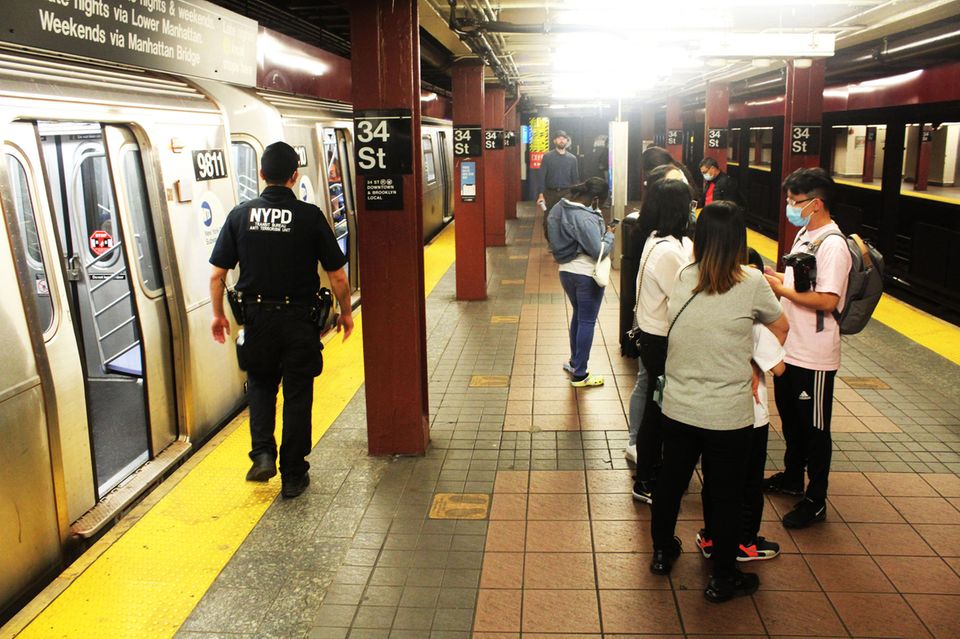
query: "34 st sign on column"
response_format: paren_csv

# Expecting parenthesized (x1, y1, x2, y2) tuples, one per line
(352, 109, 413, 175)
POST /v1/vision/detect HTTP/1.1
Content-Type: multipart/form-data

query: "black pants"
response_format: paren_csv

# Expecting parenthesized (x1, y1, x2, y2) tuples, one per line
(242, 304, 323, 478)
(635, 332, 667, 481)
(702, 424, 768, 543)
(774, 364, 836, 504)
(652, 417, 752, 577)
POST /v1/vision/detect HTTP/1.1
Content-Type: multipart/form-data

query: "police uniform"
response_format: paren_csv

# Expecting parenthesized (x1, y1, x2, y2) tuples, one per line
(210, 176, 346, 487)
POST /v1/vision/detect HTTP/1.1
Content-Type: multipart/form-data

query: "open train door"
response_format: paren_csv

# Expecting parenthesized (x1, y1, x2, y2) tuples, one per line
(102, 125, 179, 459)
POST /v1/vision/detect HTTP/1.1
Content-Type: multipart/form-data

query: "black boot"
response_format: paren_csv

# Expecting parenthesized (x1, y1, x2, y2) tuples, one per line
(705, 569, 760, 603)
(245, 453, 277, 482)
(650, 536, 682, 575)
(281, 473, 310, 499)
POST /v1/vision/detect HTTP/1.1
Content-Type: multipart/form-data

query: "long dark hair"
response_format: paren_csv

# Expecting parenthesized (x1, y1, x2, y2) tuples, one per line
(568, 177, 609, 208)
(638, 179, 691, 241)
(692, 201, 747, 295)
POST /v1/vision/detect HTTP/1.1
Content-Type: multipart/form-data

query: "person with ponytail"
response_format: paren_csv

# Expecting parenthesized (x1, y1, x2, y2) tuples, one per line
(546, 177, 615, 387)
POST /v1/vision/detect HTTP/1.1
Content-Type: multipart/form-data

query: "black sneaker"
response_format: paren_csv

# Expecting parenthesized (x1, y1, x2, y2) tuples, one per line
(738, 537, 780, 562)
(705, 569, 760, 603)
(650, 536, 682, 575)
(632, 479, 654, 504)
(761, 471, 804, 496)
(245, 453, 277, 482)
(782, 498, 827, 529)
(281, 473, 310, 499)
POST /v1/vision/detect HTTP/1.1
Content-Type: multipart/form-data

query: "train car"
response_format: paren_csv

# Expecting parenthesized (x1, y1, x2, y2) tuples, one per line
(0, 48, 454, 618)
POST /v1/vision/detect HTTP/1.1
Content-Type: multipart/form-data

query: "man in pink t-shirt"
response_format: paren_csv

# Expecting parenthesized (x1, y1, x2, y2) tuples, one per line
(762, 168, 851, 529)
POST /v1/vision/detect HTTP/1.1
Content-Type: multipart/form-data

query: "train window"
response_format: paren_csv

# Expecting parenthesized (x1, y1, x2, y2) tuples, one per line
(231, 141, 259, 203)
(122, 150, 164, 292)
(322, 129, 348, 241)
(422, 135, 437, 184)
(79, 152, 120, 265)
(831, 125, 885, 188)
(748, 127, 773, 170)
(6, 154, 54, 332)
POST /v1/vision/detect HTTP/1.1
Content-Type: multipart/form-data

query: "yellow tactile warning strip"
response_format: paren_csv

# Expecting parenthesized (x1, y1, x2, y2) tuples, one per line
(428, 493, 490, 520)
(746, 227, 960, 365)
(834, 177, 882, 191)
(490, 315, 520, 324)
(13, 222, 459, 639)
(841, 376, 892, 390)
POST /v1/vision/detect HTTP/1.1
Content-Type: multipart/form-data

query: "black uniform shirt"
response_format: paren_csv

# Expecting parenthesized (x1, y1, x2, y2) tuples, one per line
(210, 186, 347, 299)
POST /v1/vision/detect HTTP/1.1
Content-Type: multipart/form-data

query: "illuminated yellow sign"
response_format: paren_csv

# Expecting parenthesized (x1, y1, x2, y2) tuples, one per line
(530, 117, 550, 153)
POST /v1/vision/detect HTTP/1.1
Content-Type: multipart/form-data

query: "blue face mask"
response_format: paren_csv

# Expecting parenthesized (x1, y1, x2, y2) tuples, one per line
(786, 200, 814, 227)
(702, 172, 715, 182)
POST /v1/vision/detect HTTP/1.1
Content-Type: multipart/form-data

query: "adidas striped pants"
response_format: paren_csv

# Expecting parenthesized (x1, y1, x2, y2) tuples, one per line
(773, 364, 837, 504)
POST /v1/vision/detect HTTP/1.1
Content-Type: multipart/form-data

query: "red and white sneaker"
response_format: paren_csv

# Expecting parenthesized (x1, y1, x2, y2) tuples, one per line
(696, 529, 713, 559)
(738, 537, 781, 562)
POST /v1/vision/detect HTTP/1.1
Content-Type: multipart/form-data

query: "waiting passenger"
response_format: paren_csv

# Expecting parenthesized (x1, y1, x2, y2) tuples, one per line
(208, 141, 354, 499)
(641, 146, 699, 197)
(699, 157, 742, 207)
(696, 248, 786, 565)
(624, 164, 693, 464)
(630, 180, 694, 500)
(762, 168, 851, 529)
(538, 130, 580, 239)
(546, 177, 615, 387)
(649, 201, 788, 603)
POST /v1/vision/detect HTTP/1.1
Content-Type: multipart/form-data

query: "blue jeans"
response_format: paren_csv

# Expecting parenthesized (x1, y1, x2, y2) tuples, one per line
(558, 271, 604, 378)
(628, 361, 648, 446)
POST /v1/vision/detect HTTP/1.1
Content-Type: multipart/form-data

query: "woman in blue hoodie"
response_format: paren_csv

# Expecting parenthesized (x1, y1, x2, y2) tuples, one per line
(546, 177, 615, 387)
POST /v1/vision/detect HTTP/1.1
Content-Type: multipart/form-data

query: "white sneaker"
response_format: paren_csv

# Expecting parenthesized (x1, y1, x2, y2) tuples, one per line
(624, 444, 637, 464)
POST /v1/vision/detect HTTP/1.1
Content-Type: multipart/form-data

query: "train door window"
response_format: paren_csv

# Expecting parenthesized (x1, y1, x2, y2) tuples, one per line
(901, 122, 960, 202)
(121, 150, 164, 293)
(728, 128, 740, 163)
(322, 128, 348, 249)
(830, 125, 886, 188)
(80, 152, 121, 266)
(231, 141, 259, 203)
(335, 129, 355, 213)
(422, 135, 437, 184)
(6, 154, 54, 333)
(748, 127, 773, 170)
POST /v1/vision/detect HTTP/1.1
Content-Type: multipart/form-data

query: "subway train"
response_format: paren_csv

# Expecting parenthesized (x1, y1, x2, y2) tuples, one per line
(0, 48, 454, 617)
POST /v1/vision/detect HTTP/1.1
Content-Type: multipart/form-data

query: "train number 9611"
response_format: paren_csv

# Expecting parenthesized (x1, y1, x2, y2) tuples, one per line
(193, 149, 228, 181)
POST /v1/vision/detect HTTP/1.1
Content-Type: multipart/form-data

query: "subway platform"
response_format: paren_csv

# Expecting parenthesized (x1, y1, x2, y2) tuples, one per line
(6, 203, 960, 639)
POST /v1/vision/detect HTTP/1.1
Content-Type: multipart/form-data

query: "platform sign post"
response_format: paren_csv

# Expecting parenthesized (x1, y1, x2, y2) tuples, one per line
(483, 85, 506, 246)
(349, 0, 429, 456)
(777, 59, 826, 269)
(452, 59, 487, 300)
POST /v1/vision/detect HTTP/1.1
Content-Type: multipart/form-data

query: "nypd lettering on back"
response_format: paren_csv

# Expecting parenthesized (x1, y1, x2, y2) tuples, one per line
(248, 208, 293, 233)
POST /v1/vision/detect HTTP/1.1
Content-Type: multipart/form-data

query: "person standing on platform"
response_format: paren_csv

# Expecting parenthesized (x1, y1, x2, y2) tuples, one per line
(209, 141, 353, 499)
(538, 130, 580, 238)
(649, 202, 787, 602)
(762, 168, 851, 528)
(546, 177, 614, 387)
(699, 157, 741, 207)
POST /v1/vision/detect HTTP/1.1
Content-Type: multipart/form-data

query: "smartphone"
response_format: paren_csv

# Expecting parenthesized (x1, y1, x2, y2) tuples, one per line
(610, 218, 621, 225)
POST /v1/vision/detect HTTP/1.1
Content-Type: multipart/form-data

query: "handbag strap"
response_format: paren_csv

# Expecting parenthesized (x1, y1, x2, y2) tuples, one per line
(633, 239, 670, 317)
(667, 290, 700, 338)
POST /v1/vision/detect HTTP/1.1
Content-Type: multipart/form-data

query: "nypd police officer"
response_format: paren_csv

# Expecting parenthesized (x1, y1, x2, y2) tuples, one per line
(209, 142, 353, 499)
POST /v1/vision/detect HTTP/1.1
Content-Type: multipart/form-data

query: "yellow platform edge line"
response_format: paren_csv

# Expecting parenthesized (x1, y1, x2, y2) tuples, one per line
(14, 221, 458, 639)
(746, 228, 960, 365)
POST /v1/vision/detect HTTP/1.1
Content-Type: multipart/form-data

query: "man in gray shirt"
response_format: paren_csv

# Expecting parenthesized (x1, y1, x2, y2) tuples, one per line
(537, 130, 580, 215)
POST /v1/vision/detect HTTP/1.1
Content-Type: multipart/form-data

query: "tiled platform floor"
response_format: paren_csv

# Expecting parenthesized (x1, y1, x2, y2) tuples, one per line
(177, 204, 960, 639)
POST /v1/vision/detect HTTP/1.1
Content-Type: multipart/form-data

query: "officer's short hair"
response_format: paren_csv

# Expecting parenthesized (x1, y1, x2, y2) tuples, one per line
(261, 142, 300, 183)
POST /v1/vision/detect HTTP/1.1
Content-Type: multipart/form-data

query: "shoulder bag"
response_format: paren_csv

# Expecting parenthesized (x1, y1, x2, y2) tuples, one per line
(652, 289, 699, 408)
(592, 241, 612, 287)
(624, 239, 668, 355)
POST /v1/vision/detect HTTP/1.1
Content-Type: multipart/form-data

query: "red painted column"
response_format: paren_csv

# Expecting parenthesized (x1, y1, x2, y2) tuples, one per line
(484, 85, 507, 245)
(349, 0, 429, 455)
(452, 60, 488, 300)
(862, 126, 877, 183)
(666, 96, 683, 163)
(704, 81, 729, 172)
(777, 59, 826, 266)
(914, 125, 934, 191)
(504, 95, 519, 219)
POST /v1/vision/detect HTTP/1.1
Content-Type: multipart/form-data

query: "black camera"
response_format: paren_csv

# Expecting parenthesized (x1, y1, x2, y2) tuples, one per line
(782, 251, 817, 292)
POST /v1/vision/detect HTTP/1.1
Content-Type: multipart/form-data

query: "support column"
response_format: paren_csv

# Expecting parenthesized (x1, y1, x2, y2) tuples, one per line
(666, 96, 683, 163)
(452, 60, 487, 300)
(484, 84, 507, 245)
(505, 95, 520, 219)
(914, 124, 934, 191)
(777, 59, 825, 266)
(350, 0, 429, 455)
(704, 81, 729, 172)
(862, 126, 877, 183)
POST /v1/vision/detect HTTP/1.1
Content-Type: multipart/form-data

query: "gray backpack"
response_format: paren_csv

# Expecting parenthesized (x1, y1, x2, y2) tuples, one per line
(811, 231, 884, 335)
